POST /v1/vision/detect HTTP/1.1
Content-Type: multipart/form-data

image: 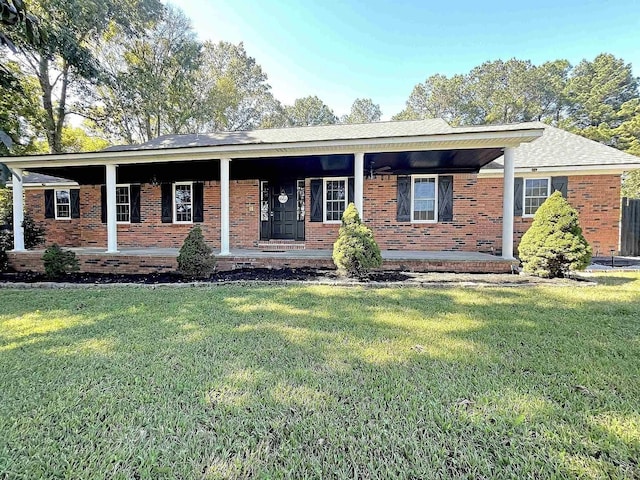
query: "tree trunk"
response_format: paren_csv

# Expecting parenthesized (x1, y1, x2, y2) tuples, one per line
(53, 62, 70, 153)
(38, 57, 57, 153)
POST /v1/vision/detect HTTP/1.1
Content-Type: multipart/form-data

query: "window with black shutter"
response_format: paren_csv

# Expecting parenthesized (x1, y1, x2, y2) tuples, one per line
(396, 176, 411, 222)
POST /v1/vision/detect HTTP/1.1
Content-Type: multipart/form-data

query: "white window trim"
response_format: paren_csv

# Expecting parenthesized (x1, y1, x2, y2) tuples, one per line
(522, 177, 551, 218)
(116, 183, 131, 224)
(173, 181, 193, 224)
(323, 177, 348, 224)
(411, 175, 438, 223)
(54, 188, 71, 221)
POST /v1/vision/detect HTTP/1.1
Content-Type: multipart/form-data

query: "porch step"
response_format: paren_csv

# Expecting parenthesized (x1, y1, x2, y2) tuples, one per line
(257, 240, 306, 251)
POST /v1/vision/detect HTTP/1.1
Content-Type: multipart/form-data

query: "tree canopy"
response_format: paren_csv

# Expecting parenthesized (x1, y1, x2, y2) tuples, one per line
(341, 98, 382, 124)
(1, 0, 638, 196)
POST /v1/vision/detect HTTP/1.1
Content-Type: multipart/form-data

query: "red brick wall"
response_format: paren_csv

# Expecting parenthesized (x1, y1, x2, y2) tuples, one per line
(24, 181, 254, 250)
(566, 174, 621, 256)
(23, 174, 621, 254)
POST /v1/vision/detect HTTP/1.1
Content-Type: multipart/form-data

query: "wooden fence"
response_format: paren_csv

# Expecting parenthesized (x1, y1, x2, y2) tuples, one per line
(621, 197, 640, 256)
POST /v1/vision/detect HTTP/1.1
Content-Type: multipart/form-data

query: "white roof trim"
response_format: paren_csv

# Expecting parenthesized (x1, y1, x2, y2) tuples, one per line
(2, 128, 543, 169)
(478, 164, 640, 177)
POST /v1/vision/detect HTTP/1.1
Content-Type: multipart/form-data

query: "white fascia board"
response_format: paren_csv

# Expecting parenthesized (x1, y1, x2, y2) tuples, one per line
(1, 128, 544, 169)
(478, 164, 640, 178)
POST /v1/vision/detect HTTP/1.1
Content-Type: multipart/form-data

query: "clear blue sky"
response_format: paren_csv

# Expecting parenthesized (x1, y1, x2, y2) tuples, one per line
(179, 0, 640, 120)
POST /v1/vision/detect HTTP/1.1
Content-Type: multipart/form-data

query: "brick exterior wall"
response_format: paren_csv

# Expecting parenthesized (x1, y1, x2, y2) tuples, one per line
(23, 173, 621, 254)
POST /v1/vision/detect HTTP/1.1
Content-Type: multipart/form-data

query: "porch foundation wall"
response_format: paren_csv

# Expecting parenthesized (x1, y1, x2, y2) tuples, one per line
(7, 251, 515, 275)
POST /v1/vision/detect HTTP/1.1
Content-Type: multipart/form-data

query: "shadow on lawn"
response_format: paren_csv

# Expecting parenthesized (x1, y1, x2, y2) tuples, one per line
(0, 284, 639, 478)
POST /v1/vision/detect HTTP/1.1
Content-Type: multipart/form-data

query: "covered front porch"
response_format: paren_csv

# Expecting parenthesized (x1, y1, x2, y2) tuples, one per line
(4, 120, 545, 272)
(7, 247, 518, 274)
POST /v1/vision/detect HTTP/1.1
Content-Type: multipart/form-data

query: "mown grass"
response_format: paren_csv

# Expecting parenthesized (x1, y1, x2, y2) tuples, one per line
(0, 274, 639, 479)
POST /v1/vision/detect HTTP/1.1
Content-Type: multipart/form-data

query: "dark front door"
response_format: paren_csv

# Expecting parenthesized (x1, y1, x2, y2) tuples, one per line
(271, 181, 297, 239)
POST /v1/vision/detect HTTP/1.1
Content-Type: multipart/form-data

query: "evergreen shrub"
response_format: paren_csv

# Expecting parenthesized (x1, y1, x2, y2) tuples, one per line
(42, 244, 80, 279)
(332, 203, 382, 278)
(518, 191, 592, 278)
(177, 226, 216, 278)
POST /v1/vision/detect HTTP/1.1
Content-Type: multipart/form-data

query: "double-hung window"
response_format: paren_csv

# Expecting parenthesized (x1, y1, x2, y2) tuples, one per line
(174, 182, 193, 223)
(524, 178, 550, 216)
(324, 178, 347, 223)
(55, 189, 71, 220)
(116, 185, 130, 223)
(412, 176, 437, 222)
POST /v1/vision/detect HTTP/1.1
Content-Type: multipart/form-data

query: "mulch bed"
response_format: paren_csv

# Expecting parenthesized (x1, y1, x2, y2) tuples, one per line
(0, 267, 590, 287)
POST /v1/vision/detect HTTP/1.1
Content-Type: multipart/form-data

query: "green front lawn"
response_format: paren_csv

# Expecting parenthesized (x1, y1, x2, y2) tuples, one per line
(1, 275, 639, 479)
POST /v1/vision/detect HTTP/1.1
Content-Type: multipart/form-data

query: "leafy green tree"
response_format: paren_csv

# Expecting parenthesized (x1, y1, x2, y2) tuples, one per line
(393, 73, 474, 124)
(0, 57, 44, 155)
(93, 5, 200, 143)
(518, 192, 592, 278)
(60, 126, 109, 152)
(8, 0, 162, 152)
(341, 98, 382, 124)
(196, 41, 281, 132)
(1, 0, 44, 85)
(332, 203, 382, 278)
(284, 96, 337, 127)
(394, 59, 570, 126)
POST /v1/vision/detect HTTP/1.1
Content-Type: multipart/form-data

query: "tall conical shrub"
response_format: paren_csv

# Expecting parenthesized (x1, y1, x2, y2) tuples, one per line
(177, 226, 216, 278)
(332, 203, 382, 278)
(518, 191, 592, 278)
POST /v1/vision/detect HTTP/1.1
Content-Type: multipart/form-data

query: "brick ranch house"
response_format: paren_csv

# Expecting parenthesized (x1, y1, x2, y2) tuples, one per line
(4, 119, 640, 273)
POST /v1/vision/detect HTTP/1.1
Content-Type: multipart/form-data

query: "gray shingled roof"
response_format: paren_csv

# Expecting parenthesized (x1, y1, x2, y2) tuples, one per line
(103, 119, 640, 170)
(22, 172, 75, 184)
(485, 122, 640, 170)
(104, 119, 539, 152)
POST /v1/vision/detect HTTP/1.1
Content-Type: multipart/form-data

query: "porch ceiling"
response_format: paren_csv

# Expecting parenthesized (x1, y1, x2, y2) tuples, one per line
(25, 148, 504, 184)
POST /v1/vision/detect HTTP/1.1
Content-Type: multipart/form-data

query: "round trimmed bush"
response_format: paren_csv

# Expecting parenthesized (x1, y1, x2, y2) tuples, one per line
(332, 203, 382, 278)
(518, 191, 592, 278)
(177, 226, 216, 278)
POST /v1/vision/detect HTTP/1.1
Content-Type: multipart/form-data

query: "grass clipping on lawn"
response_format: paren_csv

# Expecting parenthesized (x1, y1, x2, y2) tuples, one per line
(0, 274, 639, 478)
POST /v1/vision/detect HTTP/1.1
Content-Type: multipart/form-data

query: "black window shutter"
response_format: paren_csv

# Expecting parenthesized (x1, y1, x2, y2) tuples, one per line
(161, 183, 173, 223)
(348, 177, 354, 205)
(397, 176, 411, 222)
(44, 189, 55, 219)
(310, 179, 323, 222)
(514, 177, 523, 216)
(551, 176, 568, 198)
(100, 186, 107, 223)
(438, 175, 454, 222)
(70, 189, 80, 218)
(193, 182, 204, 223)
(130, 185, 141, 223)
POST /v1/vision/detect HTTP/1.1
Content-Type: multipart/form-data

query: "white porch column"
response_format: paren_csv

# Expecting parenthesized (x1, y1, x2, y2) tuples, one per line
(105, 164, 118, 253)
(11, 168, 24, 251)
(220, 158, 230, 255)
(354, 152, 364, 219)
(502, 147, 515, 259)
